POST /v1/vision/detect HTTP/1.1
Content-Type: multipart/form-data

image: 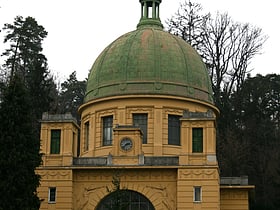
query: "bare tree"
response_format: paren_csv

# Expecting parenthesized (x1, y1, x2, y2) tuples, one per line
(201, 12, 267, 103)
(166, 1, 267, 105)
(166, 0, 209, 52)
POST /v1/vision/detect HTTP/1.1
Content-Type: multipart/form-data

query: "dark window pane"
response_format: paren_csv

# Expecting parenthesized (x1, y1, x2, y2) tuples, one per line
(168, 115, 181, 145)
(133, 114, 148, 144)
(192, 128, 203, 153)
(84, 122, 89, 151)
(103, 116, 113, 146)
(48, 187, 56, 203)
(194, 186, 201, 202)
(96, 190, 155, 210)
(50, 130, 61, 154)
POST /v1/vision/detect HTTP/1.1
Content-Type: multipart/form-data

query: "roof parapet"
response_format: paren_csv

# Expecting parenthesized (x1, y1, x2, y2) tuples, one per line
(220, 176, 249, 186)
(41, 112, 77, 124)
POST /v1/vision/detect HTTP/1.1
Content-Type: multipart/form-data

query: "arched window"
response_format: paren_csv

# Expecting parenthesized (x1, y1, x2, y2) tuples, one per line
(96, 190, 155, 210)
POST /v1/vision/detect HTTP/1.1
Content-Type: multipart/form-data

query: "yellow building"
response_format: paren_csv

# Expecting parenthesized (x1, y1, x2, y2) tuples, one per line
(37, 0, 254, 209)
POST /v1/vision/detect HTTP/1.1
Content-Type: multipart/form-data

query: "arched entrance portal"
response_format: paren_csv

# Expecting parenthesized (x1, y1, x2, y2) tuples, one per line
(96, 190, 155, 210)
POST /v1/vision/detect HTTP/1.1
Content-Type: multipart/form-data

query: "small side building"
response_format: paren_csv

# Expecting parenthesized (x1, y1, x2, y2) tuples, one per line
(220, 177, 255, 210)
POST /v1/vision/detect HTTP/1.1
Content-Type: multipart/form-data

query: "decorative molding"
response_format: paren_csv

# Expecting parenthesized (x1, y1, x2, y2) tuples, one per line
(179, 169, 218, 179)
(74, 171, 112, 181)
(73, 170, 177, 210)
(127, 107, 153, 118)
(75, 184, 107, 210)
(182, 109, 214, 119)
(191, 121, 205, 127)
(146, 184, 176, 210)
(163, 108, 183, 117)
(74, 170, 176, 182)
(37, 170, 72, 180)
(96, 109, 117, 120)
(83, 183, 176, 210)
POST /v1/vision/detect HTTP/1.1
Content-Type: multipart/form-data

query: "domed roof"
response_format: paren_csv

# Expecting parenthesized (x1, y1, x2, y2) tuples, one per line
(85, 0, 213, 104)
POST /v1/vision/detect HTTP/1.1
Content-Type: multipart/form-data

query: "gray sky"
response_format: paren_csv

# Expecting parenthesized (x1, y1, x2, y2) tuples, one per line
(0, 0, 279, 80)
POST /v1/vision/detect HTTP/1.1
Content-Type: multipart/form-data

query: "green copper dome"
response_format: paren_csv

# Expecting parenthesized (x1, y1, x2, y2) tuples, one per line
(85, 0, 213, 104)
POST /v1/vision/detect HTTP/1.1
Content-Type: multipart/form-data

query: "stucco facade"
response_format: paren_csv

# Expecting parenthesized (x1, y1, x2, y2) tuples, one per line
(37, 0, 254, 209)
(37, 96, 253, 210)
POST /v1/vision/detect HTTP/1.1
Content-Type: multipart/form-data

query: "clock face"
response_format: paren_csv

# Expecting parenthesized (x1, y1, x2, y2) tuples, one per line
(120, 137, 133, 151)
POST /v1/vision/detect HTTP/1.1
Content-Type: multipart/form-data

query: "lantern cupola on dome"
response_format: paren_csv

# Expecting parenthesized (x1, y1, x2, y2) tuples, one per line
(137, 0, 163, 29)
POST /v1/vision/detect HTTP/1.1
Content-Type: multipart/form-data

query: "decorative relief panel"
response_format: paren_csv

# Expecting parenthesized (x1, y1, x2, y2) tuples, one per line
(178, 168, 218, 180)
(75, 184, 107, 210)
(37, 169, 72, 180)
(72, 169, 177, 209)
(74, 171, 112, 181)
(96, 109, 117, 121)
(127, 107, 153, 119)
(163, 108, 183, 118)
(191, 121, 205, 127)
(74, 170, 176, 182)
(146, 184, 176, 210)
(74, 182, 176, 210)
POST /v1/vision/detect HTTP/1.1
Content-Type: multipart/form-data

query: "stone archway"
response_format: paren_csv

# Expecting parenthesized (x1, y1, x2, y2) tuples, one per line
(95, 190, 155, 210)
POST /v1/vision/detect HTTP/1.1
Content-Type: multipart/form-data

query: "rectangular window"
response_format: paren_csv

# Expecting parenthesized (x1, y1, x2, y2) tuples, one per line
(72, 132, 76, 156)
(168, 115, 181, 145)
(102, 116, 113, 146)
(48, 187, 56, 203)
(192, 128, 203, 153)
(84, 122, 89, 151)
(50, 130, 61, 154)
(194, 186, 202, 202)
(77, 131, 80, 157)
(133, 113, 148, 144)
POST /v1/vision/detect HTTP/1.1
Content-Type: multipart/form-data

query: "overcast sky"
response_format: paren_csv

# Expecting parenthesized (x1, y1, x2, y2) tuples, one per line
(0, 0, 279, 80)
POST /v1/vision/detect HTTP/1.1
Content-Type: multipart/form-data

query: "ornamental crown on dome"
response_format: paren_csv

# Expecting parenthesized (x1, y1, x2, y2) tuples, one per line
(137, 0, 163, 29)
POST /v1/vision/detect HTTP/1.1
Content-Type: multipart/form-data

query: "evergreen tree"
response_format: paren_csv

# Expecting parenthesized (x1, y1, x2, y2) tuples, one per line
(55, 71, 86, 122)
(1, 16, 56, 120)
(230, 74, 280, 210)
(0, 75, 41, 210)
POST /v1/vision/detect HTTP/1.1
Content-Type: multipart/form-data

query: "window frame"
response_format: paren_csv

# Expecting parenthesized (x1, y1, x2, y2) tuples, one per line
(193, 186, 202, 202)
(192, 127, 203, 153)
(84, 121, 90, 151)
(102, 115, 113, 146)
(48, 187, 56, 203)
(168, 114, 181, 145)
(133, 113, 148, 144)
(50, 129, 61, 154)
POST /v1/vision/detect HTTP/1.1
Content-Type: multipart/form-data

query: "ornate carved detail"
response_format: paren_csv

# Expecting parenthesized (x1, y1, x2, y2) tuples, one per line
(127, 107, 153, 119)
(73, 170, 177, 209)
(127, 107, 153, 112)
(96, 109, 117, 121)
(74, 171, 112, 181)
(191, 121, 205, 126)
(179, 169, 218, 179)
(74, 170, 176, 182)
(75, 184, 107, 210)
(146, 184, 176, 210)
(163, 108, 183, 117)
(37, 170, 71, 180)
(36, 170, 47, 177)
(122, 170, 176, 181)
(183, 109, 214, 119)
